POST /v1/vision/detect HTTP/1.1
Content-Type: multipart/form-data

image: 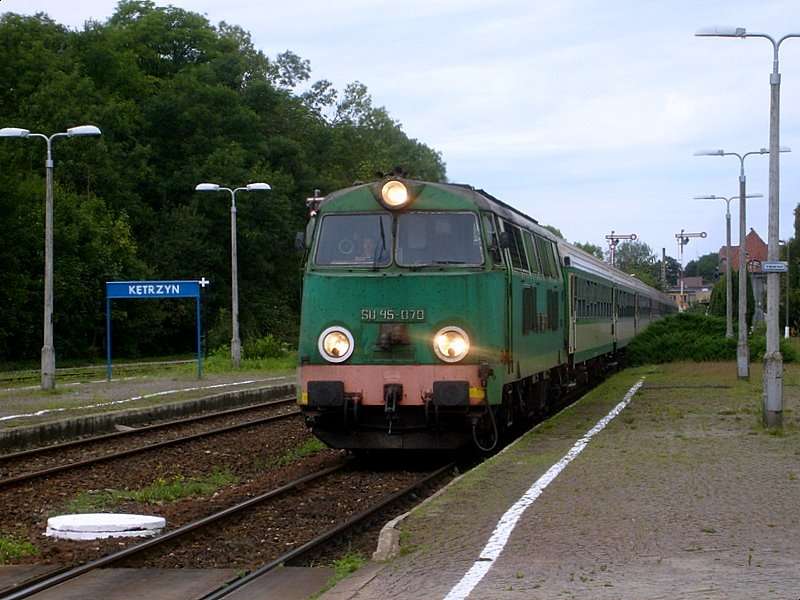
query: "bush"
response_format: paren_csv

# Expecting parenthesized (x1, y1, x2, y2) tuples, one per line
(626, 313, 796, 365)
(244, 334, 288, 359)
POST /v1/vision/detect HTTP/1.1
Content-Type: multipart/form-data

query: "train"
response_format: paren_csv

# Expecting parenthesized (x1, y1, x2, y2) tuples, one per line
(296, 176, 676, 451)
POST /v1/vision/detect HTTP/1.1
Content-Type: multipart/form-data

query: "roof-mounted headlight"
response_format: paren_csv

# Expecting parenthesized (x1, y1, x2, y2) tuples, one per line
(381, 180, 410, 208)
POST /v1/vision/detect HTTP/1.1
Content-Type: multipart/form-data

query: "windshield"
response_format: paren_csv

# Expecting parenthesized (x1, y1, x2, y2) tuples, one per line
(314, 214, 392, 266)
(396, 212, 483, 266)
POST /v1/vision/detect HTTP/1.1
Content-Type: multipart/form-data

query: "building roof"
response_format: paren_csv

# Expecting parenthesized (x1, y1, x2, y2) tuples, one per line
(719, 228, 767, 271)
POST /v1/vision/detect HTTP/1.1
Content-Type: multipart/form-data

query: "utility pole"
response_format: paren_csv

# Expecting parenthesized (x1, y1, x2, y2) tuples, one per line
(661, 248, 667, 287)
(605, 231, 637, 267)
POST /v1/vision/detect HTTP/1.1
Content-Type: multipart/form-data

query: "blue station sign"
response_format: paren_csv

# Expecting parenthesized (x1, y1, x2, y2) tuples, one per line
(105, 279, 210, 380)
(106, 280, 202, 299)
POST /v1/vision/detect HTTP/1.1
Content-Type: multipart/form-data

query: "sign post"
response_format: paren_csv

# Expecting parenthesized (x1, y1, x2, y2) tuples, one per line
(105, 279, 209, 380)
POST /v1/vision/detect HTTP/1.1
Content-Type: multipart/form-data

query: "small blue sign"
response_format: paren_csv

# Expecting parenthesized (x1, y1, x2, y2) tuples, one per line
(106, 280, 201, 299)
(105, 279, 210, 380)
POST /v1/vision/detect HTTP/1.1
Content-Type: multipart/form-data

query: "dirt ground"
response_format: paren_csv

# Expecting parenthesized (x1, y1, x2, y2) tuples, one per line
(338, 362, 800, 599)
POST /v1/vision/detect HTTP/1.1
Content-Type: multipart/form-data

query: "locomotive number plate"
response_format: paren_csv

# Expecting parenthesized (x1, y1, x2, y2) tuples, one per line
(361, 308, 425, 322)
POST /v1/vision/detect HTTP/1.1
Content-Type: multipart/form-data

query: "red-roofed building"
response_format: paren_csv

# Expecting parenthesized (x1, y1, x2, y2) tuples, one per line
(719, 228, 768, 272)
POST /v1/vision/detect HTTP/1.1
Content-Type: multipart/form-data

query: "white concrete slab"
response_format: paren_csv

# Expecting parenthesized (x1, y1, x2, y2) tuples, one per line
(46, 513, 165, 540)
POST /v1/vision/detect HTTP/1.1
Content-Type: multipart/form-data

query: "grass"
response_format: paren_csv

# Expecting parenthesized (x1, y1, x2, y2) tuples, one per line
(64, 469, 238, 513)
(311, 552, 368, 598)
(268, 438, 327, 468)
(0, 535, 38, 564)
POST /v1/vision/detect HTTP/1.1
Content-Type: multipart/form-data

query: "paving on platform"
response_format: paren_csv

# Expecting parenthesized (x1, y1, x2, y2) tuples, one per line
(0, 370, 296, 430)
(327, 361, 800, 600)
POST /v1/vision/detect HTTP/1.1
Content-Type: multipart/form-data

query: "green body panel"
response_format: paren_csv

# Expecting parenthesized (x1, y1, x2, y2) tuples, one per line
(506, 269, 565, 377)
(300, 270, 510, 405)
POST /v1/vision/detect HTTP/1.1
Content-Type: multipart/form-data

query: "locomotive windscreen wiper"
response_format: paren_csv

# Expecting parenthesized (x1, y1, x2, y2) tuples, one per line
(373, 215, 387, 270)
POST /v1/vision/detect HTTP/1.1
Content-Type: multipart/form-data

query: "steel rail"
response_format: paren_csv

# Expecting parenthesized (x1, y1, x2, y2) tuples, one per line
(0, 395, 296, 461)
(0, 407, 300, 490)
(0, 462, 349, 600)
(200, 461, 456, 600)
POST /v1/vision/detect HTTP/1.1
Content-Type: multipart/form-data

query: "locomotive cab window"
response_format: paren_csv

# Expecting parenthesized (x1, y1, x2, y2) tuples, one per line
(501, 221, 529, 272)
(315, 213, 393, 266)
(396, 212, 483, 266)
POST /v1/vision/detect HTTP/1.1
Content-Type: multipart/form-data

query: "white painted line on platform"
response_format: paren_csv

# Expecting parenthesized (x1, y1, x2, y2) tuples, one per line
(443, 378, 645, 600)
(0, 376, 290, 423)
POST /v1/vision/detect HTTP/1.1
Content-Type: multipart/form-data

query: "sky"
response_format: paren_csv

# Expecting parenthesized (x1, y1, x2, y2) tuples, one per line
(5, 0, 800, 264)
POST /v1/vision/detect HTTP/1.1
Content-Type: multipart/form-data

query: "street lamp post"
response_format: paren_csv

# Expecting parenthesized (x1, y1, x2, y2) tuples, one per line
(195, 182, 271, 368)
(0, 125, 102, 390)
(696, 27, 800, 430)
(693, 147, 788, 379)
(695, 194, 763, 339)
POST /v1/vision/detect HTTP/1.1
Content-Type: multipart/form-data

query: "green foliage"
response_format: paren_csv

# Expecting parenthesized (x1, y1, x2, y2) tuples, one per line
(542, 224, 564, 239)
(0, 6, 446, 362)
(708, 271, 754, 326)
(65, 470, 238, 512)
(573, 241, 603, 259)
(0, 535, 38, 564)
(684, 252, 719, 281)
(244, 334, 289, 360)
(749, 323, 798, 363)
(270, 437, 327, 467)
(627, 314, 735, 365)
(313, 552, 368, 598)
(627, 313, 796, 365)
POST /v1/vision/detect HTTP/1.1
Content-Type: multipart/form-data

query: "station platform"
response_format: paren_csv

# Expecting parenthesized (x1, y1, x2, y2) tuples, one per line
(0, 368, 295, 447)
(329, 362, 800, 599)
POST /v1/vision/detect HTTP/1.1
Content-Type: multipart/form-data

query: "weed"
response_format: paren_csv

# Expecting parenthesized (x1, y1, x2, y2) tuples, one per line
(312, 552, 367, 598)
(270, 438, 326, 468)
(0, 535, 38, 564)
(701, 527, 717, 534)
(65, 469, 238, 512)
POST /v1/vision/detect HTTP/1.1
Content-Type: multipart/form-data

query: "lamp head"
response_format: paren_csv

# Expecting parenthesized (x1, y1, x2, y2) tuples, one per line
(694, 149, 725, 156)
(0, 127, 31, 138)
(246, 182, 271, 191)
(695, 26, 746, 37)
(195, 183, 220, 192)
(67, 125, 101, 137)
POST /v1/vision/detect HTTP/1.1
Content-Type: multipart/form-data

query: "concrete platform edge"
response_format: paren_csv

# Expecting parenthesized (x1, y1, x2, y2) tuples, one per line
(372, 383, 604, 563)
(0, 382, 294, 451)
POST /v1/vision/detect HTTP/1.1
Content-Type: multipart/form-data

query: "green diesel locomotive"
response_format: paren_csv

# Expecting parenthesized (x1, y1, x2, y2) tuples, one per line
(297, 177, 675, 450)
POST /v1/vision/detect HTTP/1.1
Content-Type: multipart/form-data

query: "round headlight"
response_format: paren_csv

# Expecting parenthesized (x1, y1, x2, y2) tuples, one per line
(433, 326, 470, 363)
(381, 180, 409, 208)
(318, 326, 354, 363)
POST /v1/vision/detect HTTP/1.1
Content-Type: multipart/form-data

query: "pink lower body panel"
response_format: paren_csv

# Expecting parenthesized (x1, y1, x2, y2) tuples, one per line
(299, 364, 483, 406)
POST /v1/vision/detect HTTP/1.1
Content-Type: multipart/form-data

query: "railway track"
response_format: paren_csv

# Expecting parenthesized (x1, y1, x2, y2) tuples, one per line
(0, 397, 299, 489)
(0, 460, 455, 600)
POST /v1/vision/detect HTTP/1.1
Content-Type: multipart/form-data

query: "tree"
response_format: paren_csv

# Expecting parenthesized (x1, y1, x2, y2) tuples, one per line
(708, 270, 754, 328)
(0, 7, 447, 363)
(573, 241, 603, 260)
(543, 224, 564, 239)
(685, 252, 720, 281)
